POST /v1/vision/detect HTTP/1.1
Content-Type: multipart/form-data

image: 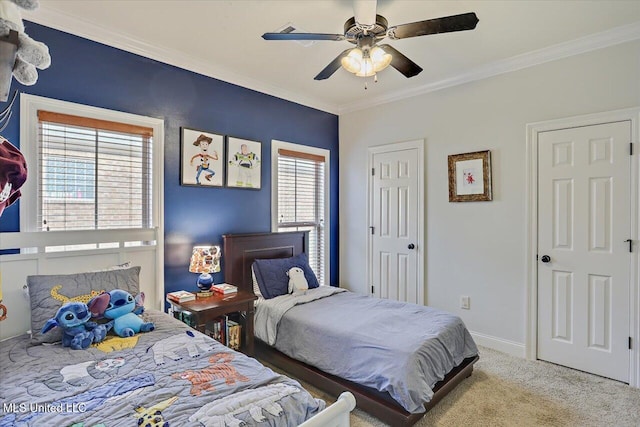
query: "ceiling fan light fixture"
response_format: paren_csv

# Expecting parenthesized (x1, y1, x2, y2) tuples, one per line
(341, 48, 364, 73)
(370, 46, 392, 72)
(355, 56, 376, 77)
(343, 46, 391, 77)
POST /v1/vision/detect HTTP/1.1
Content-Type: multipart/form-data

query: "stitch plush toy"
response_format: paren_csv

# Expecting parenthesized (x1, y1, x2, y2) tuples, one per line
(89, 290, 155, 338)
(287, 266, 309, 294)
(41, 298, 111, 350)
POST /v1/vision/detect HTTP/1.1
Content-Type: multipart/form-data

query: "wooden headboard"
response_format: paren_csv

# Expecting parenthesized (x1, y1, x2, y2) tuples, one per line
(223, 231, 309, 294)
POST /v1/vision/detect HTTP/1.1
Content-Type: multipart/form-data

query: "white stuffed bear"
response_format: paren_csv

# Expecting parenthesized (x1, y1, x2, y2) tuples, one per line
(287, 267, 308, 294)
(0, 0, 51, 87)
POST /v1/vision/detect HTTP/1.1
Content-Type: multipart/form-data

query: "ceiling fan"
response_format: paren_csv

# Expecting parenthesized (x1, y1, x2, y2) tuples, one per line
(262, 0, 479, 81)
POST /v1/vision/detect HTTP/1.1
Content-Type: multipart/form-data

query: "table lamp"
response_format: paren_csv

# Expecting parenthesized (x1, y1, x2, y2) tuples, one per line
(189, 245, 221, 296)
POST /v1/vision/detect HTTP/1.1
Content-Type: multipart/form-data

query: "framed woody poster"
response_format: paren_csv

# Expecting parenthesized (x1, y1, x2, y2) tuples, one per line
(180, 127, 224, 187)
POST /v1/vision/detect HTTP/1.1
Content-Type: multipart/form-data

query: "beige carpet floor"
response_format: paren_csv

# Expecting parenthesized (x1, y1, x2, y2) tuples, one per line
(262, 346, 640, 426)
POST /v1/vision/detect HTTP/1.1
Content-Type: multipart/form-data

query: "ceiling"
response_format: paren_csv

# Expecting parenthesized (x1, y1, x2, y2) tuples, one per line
(23, 1, 640, 114)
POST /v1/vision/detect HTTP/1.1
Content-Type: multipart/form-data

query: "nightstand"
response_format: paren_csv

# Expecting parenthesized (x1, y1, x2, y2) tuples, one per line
(167, 290, 257, 356)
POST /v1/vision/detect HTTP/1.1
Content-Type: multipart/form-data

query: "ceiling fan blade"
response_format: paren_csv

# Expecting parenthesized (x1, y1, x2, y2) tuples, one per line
(314, 49, 352, 80)
(353, 0, 377, 26)
(262, 32, 345, 41)
(388, 12, 479, 40)
(379, 44, 423, 78)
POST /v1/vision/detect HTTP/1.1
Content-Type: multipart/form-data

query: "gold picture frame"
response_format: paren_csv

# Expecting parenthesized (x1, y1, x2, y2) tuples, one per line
(448, 150, 492, 202)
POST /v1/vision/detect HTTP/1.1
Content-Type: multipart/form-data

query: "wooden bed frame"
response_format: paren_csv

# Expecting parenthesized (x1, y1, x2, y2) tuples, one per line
(223, 231, 479, 427)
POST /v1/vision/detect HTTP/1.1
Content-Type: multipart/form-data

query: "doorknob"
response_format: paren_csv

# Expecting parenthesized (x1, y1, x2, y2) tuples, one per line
(408, 243, 415, 250)
(540, 255, 551, 263)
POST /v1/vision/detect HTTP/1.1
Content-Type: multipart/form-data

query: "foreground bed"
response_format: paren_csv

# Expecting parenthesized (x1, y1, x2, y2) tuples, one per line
(0, 309, 326, 426)
(223, 231, 479, 427)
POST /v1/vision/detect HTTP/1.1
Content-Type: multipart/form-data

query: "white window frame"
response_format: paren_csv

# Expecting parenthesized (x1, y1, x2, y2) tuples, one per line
(271, 139, 330, 286)
(19, 94, 165, 234)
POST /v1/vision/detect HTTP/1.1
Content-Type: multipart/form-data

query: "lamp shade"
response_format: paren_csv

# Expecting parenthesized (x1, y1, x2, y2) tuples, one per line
(370, 46, 392, 72)
(341, 46, 392, 78)
(341, 48, 363, 74)
(189, 245, 221, 274)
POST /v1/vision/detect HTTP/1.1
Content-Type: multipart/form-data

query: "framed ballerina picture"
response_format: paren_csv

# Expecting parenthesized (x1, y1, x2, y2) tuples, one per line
(448, 150, 492, 202)
(180, 127, 224, 187)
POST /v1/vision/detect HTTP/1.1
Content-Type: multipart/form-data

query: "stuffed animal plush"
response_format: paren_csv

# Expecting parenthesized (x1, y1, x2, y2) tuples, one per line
(287, 266, 309, 294)
(89, 290, 155, 338)
(0, 0, 51, 86)
(0, 136, 27, 218)
(41, 299, 112, 350)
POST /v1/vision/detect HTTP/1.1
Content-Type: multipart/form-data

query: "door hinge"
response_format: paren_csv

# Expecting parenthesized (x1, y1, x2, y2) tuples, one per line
(630, 337, 633, 350)
(371, 168, 375, 176)
(631, 142, 634, 156)
(626, 239, 632, 253)
(371, 286, 374, 294)
(370, 226, 375, 235)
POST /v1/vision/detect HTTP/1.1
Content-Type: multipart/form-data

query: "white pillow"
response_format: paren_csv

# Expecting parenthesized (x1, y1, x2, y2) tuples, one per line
(251, 265, 263, 300)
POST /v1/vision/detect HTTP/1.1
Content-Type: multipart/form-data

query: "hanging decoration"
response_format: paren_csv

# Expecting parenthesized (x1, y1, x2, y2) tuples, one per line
(0, 134, 27, 217)
(0, 0, 52, 101)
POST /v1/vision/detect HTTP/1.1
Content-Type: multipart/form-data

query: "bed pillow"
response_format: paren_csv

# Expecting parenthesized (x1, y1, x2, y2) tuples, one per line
(251, 265, 263, 299)
(252, 253, 319, 299)
(27, 266, 141, 344)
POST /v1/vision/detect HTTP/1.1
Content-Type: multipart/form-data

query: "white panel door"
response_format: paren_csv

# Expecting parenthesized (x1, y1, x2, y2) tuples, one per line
(537, 121, 631, 382)
(371, 148, 419, 303)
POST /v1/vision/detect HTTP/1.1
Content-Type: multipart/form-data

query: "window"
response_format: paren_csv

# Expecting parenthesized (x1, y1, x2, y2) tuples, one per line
(43, 156, 95, 201)
(36, 111, 152, 231)
(20, 95, 163, 237)
(272, 140, 330, 286)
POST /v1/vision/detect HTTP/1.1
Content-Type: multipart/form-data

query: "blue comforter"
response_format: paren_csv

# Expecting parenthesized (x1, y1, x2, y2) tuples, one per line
(0, 309, 324, 426)
(254, 288, 478, 414)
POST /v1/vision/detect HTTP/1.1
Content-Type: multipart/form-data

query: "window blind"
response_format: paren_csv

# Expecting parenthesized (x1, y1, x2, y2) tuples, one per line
(276, 148, 326, 286)
(37, 110, 153, 231)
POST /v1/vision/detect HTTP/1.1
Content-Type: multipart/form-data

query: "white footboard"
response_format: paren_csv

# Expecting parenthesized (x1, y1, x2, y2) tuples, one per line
(300, 392, 356, 427)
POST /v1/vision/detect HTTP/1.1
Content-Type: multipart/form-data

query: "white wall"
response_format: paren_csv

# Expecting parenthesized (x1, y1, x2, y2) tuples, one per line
(338, 41, 640, 351)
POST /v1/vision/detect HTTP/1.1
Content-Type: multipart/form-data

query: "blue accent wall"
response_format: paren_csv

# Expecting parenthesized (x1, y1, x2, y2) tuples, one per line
(0, 23, 339, 291)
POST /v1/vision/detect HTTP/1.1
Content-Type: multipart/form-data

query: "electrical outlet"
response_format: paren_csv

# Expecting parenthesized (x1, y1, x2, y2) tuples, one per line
(460, 296, 470, 310)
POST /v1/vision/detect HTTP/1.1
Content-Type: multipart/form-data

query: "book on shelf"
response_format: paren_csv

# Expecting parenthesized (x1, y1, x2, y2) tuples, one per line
(167, 290, 195, 303)
(211, 283, 238, 295)
(227, 319, 241, 350)
(205, 314, 241, 350)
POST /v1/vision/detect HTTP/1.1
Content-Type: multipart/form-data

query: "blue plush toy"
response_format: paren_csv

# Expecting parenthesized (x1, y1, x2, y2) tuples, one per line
(41, 301, 112, 350)
(89, 289, 155, 338)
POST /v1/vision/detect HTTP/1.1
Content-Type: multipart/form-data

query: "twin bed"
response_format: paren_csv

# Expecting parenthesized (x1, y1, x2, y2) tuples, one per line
(224, 231, 479, 426)
(0, 230, 478, 427)
(0, 265, 329, 427)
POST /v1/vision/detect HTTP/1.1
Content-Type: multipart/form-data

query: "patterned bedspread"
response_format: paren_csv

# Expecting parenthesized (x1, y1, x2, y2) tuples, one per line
(0, 309, 324, 426)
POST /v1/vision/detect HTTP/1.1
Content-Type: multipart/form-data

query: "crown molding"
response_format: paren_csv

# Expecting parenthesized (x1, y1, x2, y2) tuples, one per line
(338, 21, 640, 114)
(22, 7, 340, 115)
(23, 6, 640, 117)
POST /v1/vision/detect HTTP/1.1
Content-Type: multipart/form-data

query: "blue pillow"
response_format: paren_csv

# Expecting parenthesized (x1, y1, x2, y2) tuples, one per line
(252, 253, 320, 299)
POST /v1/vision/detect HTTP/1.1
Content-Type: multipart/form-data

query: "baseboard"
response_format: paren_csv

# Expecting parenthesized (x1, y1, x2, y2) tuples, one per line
(470, 331, 526, 358)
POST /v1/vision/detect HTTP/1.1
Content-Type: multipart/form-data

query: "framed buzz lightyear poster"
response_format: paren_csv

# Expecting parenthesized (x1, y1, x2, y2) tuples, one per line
(180, 127, 225, 187)
(226, 136, 261, 189)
